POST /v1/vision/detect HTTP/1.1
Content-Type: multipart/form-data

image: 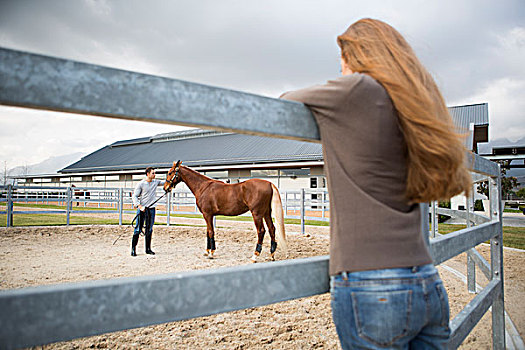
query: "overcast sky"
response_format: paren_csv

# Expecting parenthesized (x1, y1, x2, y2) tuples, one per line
(1, 0, 524, 171)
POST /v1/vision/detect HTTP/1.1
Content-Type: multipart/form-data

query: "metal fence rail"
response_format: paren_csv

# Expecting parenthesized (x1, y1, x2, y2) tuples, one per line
(0, 47, 506, 349)
(0, 47, 319, 142)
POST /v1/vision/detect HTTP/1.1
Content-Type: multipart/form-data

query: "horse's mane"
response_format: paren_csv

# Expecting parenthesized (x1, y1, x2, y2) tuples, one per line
(182, 166, 228, 184)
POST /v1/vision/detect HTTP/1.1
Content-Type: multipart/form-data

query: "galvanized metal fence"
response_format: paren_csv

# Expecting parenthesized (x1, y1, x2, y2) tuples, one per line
(0, 47, 506, 349)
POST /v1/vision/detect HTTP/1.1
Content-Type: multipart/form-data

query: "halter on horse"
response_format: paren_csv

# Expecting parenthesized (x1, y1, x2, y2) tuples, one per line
(164, 160, 287, 262)
(165, 160, 182, 189)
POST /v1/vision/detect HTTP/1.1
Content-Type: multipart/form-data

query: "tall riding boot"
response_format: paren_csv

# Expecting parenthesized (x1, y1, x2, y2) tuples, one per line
(145, 233, 155, 255)
(131, 234, 139, 257)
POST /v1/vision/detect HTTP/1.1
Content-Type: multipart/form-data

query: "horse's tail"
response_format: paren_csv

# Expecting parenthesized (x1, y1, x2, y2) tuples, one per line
(271, 183, 287, 252)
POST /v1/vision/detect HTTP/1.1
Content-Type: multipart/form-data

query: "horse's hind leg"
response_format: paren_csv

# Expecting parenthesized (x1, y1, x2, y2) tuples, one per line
(264, 213, 278, 261)
(203, 213, 216, 259)
(250, 212, 265, 263)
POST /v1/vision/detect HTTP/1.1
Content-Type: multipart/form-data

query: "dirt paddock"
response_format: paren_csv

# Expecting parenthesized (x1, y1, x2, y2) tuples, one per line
(0, 219, 523, 349)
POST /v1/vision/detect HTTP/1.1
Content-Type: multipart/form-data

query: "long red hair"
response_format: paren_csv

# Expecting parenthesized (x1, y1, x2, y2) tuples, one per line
(337, 18, 471, 202)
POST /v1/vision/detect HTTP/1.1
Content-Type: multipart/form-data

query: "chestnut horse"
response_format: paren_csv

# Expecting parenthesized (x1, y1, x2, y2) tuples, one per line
(164, 161, 287, 262)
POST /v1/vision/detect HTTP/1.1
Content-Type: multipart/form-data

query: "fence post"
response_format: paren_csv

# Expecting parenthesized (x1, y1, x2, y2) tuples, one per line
(66, 187, 71, 226)
(489, 174, 505, 349)
(167, 191, 171, 227)
(466, 252, 476, 293)
(466, 192, 477, 293)
(300, 188, 305, 235)
(194, 196, 198, 214)
(430, 201, 437, 238)
(321, 190, 325, 219)
(118, 188, 123, 226)
(466, 192, 471, 227)
(6, 184, 13, 227)
(284, 191, 288, 218)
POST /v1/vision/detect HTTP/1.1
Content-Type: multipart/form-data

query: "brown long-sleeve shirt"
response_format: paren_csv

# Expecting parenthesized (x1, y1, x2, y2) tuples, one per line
(281, 73, 432, 275)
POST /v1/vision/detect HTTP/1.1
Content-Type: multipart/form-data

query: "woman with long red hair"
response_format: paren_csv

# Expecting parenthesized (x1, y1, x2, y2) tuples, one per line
(281, 18, 471, 349)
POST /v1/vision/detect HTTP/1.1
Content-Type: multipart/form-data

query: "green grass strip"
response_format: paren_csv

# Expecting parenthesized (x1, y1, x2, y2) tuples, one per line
(158, 213, 330, 226)
(0, 214, 203, 228)
(433, 224, 524, 250)
(2, 203, 119, 211)
(0, 214, 118, 226)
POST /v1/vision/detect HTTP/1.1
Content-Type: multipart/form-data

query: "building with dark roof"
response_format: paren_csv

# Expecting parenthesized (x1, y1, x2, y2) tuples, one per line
(60, 130, 323, 174)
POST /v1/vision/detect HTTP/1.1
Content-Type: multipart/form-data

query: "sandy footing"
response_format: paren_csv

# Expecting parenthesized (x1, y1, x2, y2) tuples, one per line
(0, 219, 522, 349)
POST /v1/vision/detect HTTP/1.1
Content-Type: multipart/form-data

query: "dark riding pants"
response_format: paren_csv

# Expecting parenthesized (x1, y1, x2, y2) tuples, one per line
(132, 207, 156, 251)
(133, 207, 156, 236)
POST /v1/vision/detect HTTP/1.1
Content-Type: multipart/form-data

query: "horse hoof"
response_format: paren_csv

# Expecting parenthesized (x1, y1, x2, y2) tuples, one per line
(270, 254, 276, 261)
(250, 255, 258, 263)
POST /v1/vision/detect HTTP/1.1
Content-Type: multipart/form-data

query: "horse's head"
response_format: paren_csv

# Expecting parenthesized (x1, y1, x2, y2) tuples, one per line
(164, 160, 182, 192)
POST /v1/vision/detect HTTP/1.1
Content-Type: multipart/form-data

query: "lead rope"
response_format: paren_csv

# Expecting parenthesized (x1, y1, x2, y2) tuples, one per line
(131, 209, 150, 237)
(112, 191, 168, 245)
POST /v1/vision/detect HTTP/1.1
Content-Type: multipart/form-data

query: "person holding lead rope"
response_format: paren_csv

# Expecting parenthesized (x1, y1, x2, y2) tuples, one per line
(131, 167, 165, 256)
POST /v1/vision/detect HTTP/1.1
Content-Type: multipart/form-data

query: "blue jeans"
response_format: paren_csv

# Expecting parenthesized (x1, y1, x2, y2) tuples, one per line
(133, 207, 156, 236)
(330, 264, 450, 349)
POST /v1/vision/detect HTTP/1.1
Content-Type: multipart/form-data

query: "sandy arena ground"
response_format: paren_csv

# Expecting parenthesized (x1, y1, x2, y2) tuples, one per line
(0, 218, 523, 349)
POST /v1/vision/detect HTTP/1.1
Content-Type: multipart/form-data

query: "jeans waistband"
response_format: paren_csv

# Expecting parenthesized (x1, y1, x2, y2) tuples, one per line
(336, 263, 437, 281)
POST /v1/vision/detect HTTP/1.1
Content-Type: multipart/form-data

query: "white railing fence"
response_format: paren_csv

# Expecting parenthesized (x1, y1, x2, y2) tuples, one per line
(1, 186, 330, 233)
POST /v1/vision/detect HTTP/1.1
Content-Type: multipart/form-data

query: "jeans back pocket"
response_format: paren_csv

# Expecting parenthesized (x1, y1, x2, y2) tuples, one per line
(434, 282, 450, 328)
(351, 289, 412, 346)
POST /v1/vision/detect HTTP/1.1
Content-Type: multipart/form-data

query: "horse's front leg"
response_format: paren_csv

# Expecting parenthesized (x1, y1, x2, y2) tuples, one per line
(203, 213, 216, 259)
(250, 213, 265, 263)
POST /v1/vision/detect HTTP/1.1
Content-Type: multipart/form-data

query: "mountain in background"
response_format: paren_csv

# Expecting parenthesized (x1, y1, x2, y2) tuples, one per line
(8, 152, 86, 176)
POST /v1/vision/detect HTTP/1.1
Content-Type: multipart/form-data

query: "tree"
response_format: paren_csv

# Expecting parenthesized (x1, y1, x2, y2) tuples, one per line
(517, 187, 525, 200)
(477, 160, 518, 199)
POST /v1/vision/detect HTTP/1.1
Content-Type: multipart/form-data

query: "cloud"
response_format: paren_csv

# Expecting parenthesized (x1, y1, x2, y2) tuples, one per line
(459, 78, 525, 142)
(449, 24, 525, 141)
(0, 106, 188, 168)
(84, 0, 112, 18)
(490, 26, 525, 80)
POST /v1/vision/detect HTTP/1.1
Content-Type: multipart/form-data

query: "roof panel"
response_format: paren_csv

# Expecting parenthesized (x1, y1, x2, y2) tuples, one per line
(60, 133, 323, 173)
(448, 103, 488, 132)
